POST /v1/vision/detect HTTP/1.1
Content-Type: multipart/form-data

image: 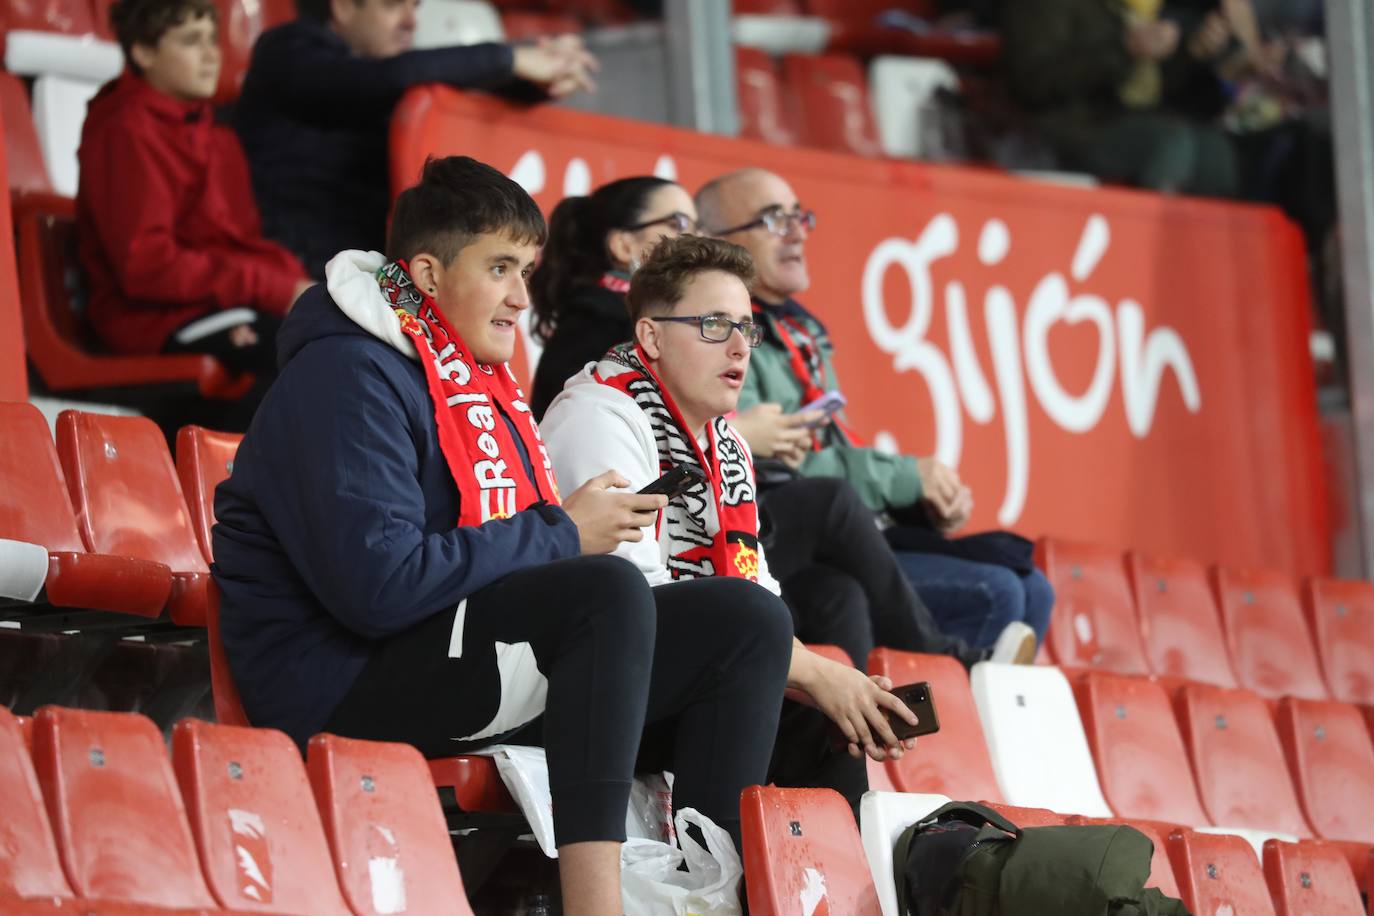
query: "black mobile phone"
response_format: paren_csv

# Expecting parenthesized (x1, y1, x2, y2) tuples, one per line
(637, 465, 706, 500)
(888, 681, 940, 741)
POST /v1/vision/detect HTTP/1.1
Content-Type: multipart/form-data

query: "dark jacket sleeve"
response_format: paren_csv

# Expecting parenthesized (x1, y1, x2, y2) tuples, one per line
(249, 24, 518, 123)
(251, 339, 581, 639)
(1002, 0, 1134, 111)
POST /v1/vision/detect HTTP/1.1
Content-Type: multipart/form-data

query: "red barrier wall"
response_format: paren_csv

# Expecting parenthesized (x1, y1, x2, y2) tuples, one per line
(0, 99, 28, 403)
(391, 88, 1330, 575)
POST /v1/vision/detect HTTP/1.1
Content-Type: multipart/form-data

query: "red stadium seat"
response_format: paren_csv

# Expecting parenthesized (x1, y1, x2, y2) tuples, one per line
(172, 717, 352, 913)
(499, 11, 582, 39)
(0, 705, 76, 905)
(1070, 816, 1183, 898)
(0, 74, 52, 193)
(1167, 829, 1277, 916)
(1072, 671, 1210, 826)
(175, 424, 242, 564)
(30, 705, 219, 910)
(736, 47, 800, 147)
(1274, 697, 1374, 847)
(781, 53, 883, 157)
(1263, 838, 1364, 916)
(56, 410, 212, 626)
(1035, 538, 1149, 675)
(13, 191, 253, 399)
(0, 400, 172, 619)
(543, 0, 635, 24)
(1302, 577, 1374, 706)
(1173, 683, 1312, 838)
(868, 648, 1002, 801)
(6, 0, 98, 34)
(1212, 566, 1330, 701)
(1126, 551, 1238, 688)
(205, 579, 249, 727)
(735, 0, 803, 12)
(740, 785, 881, 915)
(307, 732, 476, 916)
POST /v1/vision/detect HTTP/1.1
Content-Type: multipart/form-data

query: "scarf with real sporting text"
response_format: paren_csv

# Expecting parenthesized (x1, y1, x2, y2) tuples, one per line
(752, 297, 861, 447)
(593, 342, 762, 583)
(377, 259, 560, 526)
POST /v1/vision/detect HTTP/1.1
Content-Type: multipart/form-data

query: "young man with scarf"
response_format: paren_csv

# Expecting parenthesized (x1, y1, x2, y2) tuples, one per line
(211, 157, 795, 914)
(541, 234, 942, 813)
(693, 168, 1054, 657)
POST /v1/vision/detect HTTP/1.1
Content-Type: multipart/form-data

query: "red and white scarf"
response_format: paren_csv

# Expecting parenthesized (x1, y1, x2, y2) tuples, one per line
(377, 260, 560, 526)
(593, 342, 762, 583)
(752, 297, 862, 448)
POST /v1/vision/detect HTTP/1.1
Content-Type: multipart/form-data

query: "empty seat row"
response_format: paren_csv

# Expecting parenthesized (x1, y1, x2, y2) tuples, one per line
(1, 702, 474, 913)
(1036, 537, 1374, 706)
(736, 47, 885, 157)
(744, 786, 1368, 916)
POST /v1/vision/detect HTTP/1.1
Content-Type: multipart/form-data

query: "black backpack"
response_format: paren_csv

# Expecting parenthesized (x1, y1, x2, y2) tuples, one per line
(893, 801, 1191, 916)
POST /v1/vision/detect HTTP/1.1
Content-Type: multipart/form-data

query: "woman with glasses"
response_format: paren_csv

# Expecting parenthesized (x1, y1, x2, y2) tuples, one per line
(529, 176, 698, 419)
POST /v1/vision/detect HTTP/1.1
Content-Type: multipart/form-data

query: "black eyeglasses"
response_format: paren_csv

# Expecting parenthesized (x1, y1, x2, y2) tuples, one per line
(714, 205, 816, 238)
(625, 212, 698, 234)
(652, 314, 764, 347)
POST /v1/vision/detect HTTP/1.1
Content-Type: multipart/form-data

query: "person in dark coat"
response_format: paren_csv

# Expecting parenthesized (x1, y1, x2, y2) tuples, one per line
(234, 0, 597, 278)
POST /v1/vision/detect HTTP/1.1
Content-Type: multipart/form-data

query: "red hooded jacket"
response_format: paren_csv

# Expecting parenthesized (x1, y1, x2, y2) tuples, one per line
(76, 74, 306, 355)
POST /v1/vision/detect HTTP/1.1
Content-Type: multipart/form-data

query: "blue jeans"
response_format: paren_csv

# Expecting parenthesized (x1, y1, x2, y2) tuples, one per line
(893, 552, 1054, 650)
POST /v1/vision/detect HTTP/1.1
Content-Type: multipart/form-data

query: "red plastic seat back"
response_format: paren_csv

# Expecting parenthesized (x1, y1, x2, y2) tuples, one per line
(735, 0, 802, 12)
(740, 785, 881, 915)
(30, 706, 218, 909)
(13, 192, 92, 348)
(781, 53, 883, 157)
(175, 425, 241, 564)
(499, 11, 582, 39)
(1167, 830, 1277, 916)
(1302, 577, 1374, 706)
(1212, 566, 1329, 701)
(1173, 683, 1311, 837)
(1262, 839, 1364, 916)
(0, 74, 52, 193)
(6, 0, 98, 34)
(0, 400, 86, 552)
(0, 705, 74, 902)
(307, 733, 474, 916)
(868, 648, 1002, 802)
(1274, 697, 1374, 845)
(206, 580, 249, 726)
(55, 410, 208, 575)
(1035, 538, 1149, 675)
(1072, 671, 1210, 826)
(1127, 551, 1238, 687)
(736, 47, 799, 147)
(1070, 817, 1182, 898)
(172, 718, 352, 914)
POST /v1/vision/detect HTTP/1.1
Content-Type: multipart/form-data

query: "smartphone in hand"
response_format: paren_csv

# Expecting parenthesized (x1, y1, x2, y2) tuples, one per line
(638, 465, 707, 500)
(799, 389, 847, 428)
(887, 681, 940, 741)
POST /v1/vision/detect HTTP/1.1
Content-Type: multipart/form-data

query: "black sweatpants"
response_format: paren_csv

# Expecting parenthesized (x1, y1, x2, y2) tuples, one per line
(323, 555, 794, 847)
(761, 477, 980, 670)
(163, 309, 282, 433)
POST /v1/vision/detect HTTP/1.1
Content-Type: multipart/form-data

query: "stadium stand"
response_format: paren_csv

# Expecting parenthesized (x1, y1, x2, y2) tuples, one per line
(1301, 576, 1374, 706)
(0, 704, 76, 906)
(175, 424, 241, 564)
(740, 785, 882, 915)
(780, 52, 882, 157)
(1167, 829, 1278, 916)
(0, 72, 50, 193)
(1212, 566, 1331, 702)
(1126, 551, 1239, 689)
(735, 46, 799, 147)
(1035, 538, 1150, 675)
(1262, 838, 1366, 916)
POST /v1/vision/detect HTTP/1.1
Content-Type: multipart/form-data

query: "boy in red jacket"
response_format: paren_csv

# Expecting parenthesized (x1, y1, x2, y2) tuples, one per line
(76, 0, 311, 377)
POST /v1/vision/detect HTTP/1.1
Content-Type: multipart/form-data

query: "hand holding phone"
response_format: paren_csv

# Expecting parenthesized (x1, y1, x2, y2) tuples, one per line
(885, 681, 940, 742)
(798, 389, 846, 428)
(638, 465, 707, 500)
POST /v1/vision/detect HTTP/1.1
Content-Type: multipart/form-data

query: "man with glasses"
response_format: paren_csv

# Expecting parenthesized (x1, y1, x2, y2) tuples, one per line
(694, 168, 1052, 656)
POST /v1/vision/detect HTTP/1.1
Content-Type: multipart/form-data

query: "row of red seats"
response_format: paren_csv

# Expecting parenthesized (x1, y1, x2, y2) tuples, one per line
(1, 703, 476, 913)
(736, 47, 886, 157)
(741, 785, 1372, 915)
(1037, 537, 1374, 706)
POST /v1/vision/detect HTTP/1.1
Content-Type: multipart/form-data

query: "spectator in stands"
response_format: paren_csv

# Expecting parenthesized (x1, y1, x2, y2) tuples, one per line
(531, 182, 1034, 670)
(1000, 0, 1239, 195)
(540, 234, 926, 814)
(77, 0, 309, 382)
(235, 0, 597, 278)
(695, 168, 1055, 653)
(211, 156, 794, 913)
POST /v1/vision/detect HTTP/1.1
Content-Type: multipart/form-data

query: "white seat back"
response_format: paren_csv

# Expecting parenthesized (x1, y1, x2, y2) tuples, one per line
(868, 54, 957, 158)
(859, 790, 950, 916)
(413, 0, 505, 49)
(31, 74, 102, 197)
(970, 663, 1112, 817)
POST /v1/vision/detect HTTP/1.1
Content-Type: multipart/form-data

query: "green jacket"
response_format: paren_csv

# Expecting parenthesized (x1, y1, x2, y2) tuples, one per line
(741, 299, 923, 513)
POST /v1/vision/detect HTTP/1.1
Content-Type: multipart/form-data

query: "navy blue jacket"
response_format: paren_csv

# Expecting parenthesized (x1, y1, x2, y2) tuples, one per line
(211, 284, 580, 747)
(234, 20, 520, 277)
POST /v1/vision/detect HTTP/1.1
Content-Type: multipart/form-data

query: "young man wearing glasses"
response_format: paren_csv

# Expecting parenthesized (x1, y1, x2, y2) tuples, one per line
(694, 168, 1053, 657)
(541, 234, 934, 813)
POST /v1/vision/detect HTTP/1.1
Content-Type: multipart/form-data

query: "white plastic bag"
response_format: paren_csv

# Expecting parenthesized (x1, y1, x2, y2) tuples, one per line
(621, 808, 744, 916)
(626, 772, 676, 845)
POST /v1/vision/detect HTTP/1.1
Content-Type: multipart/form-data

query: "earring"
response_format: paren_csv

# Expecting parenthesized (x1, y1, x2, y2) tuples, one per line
(428, 287, 436, 295)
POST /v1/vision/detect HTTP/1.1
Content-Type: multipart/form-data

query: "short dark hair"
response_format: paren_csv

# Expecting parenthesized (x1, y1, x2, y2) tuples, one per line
(294, 0, 342, 23)
(109, 0, 217, 74)
(387, 156, 548, 266)
(626, 235, 756, 321)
